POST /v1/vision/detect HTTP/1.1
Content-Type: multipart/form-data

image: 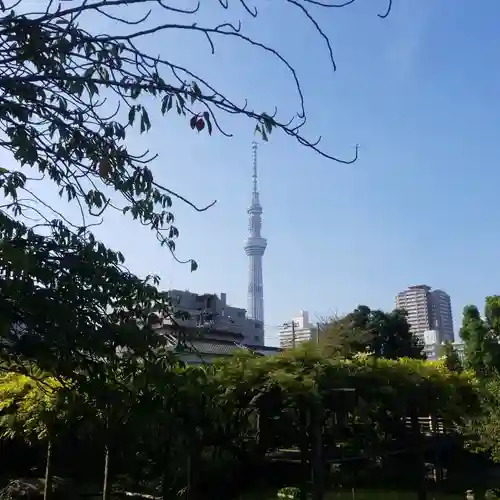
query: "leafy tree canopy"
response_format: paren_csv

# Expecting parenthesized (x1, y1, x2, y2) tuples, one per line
(318, 305, 424, 360)
(460, 298, 500, 379)
(0, 369, 70, 441)
(437, 341, 462, 373)
(0, 349, 482, 498)
(459, 297, 500, 465)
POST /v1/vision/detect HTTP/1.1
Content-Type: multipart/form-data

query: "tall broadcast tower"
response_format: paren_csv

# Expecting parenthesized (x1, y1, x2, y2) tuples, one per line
(244, 142, 267, 324)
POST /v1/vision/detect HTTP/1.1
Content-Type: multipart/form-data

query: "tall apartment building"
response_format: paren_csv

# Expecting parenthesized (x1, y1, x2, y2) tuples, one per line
(395, 285, 454, 344)
(430, 289, 454, 343)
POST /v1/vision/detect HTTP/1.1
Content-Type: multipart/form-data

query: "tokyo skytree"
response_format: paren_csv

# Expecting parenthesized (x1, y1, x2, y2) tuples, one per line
(244, 142, 267, 324)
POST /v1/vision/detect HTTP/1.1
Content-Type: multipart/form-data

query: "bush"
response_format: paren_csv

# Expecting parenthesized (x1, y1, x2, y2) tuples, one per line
(0, 477, 71, 500)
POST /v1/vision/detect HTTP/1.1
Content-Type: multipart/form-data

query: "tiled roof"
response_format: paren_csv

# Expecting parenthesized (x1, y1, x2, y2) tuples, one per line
(248, 345, 282, 354)
(192, 341, 239, 356)
(166, 337, 282, 359)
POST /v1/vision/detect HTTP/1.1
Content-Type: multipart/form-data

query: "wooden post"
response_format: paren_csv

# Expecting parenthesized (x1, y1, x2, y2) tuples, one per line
(411, 414, 426, 500)
(298, 406, 309, 500)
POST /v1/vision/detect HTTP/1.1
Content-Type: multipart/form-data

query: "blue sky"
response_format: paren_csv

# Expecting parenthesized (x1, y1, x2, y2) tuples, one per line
(11, 0, 500, 345)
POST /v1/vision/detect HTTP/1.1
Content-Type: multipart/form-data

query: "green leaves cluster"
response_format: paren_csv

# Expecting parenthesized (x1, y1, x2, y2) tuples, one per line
(438, 341, 463, 373)
(0, 349, 479, 497)
(319, 305, 424, 360)
(0, 8, 198, 261)
(458, 296, 500, 463)
(0, 212, 176, 393)
(0, 370, 70, 441)
(0, 347, 478, 498)
(460, 296, 500, 378)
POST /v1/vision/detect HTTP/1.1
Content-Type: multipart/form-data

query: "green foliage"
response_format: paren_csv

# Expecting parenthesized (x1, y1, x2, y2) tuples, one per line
(0, 350, 480, 497)
(458, 296, 500, 463)
(438, 341, 463, 373)
(464, 377, 500, 463)
(277, 487, 301, 499)
(0, 213, 175, 392)
(460, 300, 500, 379)
(212, 348, 478, 462)
(0, 370, 70, 441)
(319, 306, 423, 360)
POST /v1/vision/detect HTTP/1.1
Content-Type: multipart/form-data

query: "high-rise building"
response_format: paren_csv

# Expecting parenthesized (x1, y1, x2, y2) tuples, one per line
(395, 285, 454, 344)
(429, 289, 454, 343)
(244, 142, 267, 326)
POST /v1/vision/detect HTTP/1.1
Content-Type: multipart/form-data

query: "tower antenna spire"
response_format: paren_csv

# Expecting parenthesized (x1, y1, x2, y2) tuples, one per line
(252, 141, 258, 203)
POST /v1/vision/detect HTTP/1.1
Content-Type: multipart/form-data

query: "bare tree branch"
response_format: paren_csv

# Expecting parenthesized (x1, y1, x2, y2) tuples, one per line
(0, 0, 392, 270)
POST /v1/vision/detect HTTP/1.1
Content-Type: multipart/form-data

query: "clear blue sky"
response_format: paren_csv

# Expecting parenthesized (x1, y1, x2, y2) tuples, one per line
(19, 0, 500, 345)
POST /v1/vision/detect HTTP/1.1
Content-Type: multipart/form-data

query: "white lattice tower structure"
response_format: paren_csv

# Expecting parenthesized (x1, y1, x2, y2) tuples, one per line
(244, 142, 267, 323)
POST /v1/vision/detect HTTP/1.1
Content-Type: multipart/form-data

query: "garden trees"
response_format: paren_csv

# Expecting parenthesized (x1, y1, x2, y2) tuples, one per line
(0, 355, 184, 500)
(438, 341, 462, 373)
(218, 350, 478, 500)
(0, 369, 76, 499)
(319, 306, 423, 360)
(460, 296, 500, 464)
(0, 219, 173, 383)
(317, 307, 374, 358)
(0, 350, 480, 499)
(460, 299, 500, 378)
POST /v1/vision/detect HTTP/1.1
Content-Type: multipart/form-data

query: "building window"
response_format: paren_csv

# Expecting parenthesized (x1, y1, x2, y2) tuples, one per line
(254, 335, 260, 342)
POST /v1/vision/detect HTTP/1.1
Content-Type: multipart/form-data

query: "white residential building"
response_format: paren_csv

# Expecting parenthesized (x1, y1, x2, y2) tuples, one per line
(422, 329, 439, 360)
(279, 310, 315, 349)
(422, 334, 465, 363)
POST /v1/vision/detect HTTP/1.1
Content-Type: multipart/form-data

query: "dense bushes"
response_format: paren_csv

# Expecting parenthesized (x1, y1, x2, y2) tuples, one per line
(0, 347, 480, 499)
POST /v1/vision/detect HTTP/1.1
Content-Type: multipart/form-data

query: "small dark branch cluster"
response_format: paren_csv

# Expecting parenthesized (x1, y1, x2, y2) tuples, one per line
(0, 0, 392, 269)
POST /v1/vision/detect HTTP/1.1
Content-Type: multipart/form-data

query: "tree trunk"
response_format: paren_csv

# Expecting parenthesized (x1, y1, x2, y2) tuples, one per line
(186, 453, 192, 500)
(43, 438, 53, 500)
(185, 440, 203, 500)
(102, 406, 114, 500)
(102, 441, 111, 500)
(161, 439, 171, 500)
(310, 403, 325, 500)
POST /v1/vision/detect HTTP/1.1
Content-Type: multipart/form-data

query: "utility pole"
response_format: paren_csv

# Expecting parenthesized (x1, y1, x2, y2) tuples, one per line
(316, 322, 321, 347)
(283, 321, 298, 348)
